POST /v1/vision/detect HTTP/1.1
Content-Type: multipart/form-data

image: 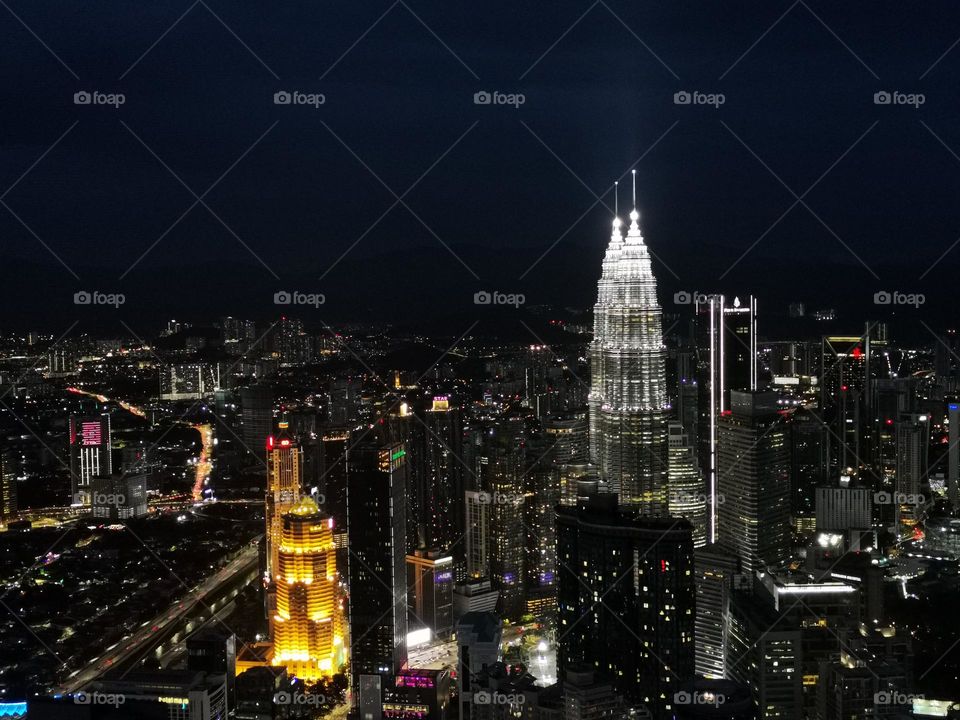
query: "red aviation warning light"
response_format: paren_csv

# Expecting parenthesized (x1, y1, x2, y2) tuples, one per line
(267, 436, 275, 450)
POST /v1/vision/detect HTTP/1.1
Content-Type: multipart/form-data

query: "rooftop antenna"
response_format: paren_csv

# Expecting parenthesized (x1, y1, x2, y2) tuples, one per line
(614, 181, 619, 217)
(631, 169, 636, 209)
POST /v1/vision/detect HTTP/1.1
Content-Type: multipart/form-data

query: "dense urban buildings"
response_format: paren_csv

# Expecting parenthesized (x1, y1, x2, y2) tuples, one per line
(556, 490, 695, 720)
(1, 34, 958, 717)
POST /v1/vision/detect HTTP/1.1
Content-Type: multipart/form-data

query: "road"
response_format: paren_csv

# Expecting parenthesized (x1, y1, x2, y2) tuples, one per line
(60, 541, 260, 694)
(191, 423, 214, 501)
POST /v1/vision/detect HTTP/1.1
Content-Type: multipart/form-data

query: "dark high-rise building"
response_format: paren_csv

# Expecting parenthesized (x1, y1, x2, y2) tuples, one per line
(477, 421, 526, 621)
(543, 413, 589, 466)
(457, 611, 502, 720)
(790, 408, 828, 526)
(410, 396, 465, 560)
(319, 428, 350, 566)
(407, 549, 455, 640)
(694, 544, 744, 679)
(819, 327, 889, 482)
(0, 450, 17, 520)
(274, 316, 310, 364)
(187, 629, 237, 710)
(717, 391, 791, 578)
(894, 412, 929, 537)
(522, 431, 560, 616)
(221, 316, 256, 356)
(525, 344, 554, 417)
(727, 588, 802, 719)
(68, 414, 112, 505)
(557, 491, 695, 720)
(347, 441, 409, 720)
(328, 378, 359, 425)
(694, 294, 758, 545)
(240, 385, 273, 458)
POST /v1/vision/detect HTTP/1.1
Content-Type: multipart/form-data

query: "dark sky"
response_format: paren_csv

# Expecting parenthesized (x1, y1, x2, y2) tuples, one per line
(2, 1, 959, 335)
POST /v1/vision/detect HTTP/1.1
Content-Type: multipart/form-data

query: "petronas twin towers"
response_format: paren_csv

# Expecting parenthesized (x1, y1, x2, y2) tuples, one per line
(588, 183, 670, 512)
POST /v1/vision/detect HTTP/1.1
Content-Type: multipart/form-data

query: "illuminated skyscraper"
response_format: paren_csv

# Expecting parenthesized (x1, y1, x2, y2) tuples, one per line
(271, 496, 345, 680)
(667, 422, 706, 547)
(69, 414, 112, 505)
(588, 186, 670, 511)
(0, 450, 17, 520)
(265, 421, 303, 582)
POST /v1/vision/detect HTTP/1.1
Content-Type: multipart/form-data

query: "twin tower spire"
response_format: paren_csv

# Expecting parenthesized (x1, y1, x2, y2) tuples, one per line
(610, 169, 643, 245)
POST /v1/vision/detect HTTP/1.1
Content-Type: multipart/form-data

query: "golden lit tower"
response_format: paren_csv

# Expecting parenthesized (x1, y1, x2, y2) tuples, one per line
(272, 495, 346, 680)
(266, 421, 303, 582)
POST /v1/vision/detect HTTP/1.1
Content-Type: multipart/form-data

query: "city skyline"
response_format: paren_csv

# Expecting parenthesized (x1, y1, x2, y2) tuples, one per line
(3, 4, 960, 720)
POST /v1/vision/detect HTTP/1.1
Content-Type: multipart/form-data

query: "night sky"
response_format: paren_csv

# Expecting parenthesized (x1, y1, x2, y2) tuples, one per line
(2, 1, 960, 334)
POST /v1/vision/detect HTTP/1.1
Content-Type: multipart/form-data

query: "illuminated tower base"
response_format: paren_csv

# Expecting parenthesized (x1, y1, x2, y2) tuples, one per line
(271, 496, 347, 681)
